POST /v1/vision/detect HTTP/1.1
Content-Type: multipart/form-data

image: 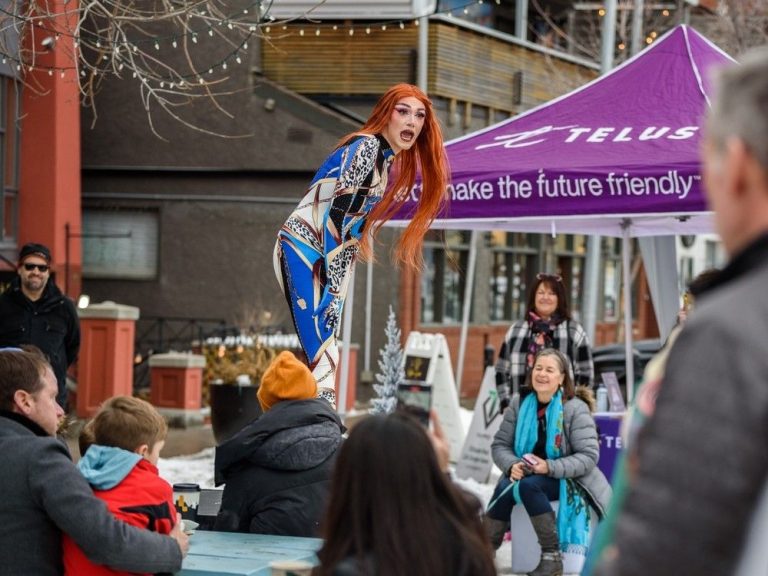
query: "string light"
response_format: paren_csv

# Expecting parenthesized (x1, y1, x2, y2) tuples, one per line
(0, 0, 677, 88)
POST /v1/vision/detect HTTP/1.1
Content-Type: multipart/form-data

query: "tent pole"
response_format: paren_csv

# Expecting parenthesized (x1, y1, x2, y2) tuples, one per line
(583, 236, 601, 346)
(456, 230, 478, 395)
(338, 270, 355, 418)
(622, 221, 635, 404)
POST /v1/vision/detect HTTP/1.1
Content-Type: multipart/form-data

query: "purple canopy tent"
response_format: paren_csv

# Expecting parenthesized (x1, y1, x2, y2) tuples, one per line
(381, 24, 735, 403)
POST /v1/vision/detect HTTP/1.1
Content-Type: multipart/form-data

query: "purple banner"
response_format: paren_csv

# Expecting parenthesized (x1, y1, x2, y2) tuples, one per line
(595, 413, 624, 483)
(394, 26, 734, 236)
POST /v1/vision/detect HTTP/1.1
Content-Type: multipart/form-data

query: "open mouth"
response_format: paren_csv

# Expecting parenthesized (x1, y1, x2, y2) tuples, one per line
(400, 130, 415, 143)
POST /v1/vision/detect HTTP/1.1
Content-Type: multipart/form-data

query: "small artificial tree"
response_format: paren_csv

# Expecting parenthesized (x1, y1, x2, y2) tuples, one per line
(369, 306, 405, 415)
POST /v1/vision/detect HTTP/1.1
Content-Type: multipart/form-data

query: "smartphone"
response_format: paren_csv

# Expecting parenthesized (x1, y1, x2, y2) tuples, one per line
(521, 454, 538, 468)
(395, 382, 433, 427)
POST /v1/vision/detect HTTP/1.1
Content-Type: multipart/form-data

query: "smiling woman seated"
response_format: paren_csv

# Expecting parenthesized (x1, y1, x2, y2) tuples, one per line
(487, 349, 612, 576)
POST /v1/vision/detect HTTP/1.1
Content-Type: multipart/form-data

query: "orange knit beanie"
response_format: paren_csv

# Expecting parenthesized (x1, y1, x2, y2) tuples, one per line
(257, 351, 317, 411)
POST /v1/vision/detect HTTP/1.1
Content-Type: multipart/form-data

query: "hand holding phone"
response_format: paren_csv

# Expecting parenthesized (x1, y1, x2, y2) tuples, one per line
(521, 454, 538, 473)
(395, 382, 433, 428)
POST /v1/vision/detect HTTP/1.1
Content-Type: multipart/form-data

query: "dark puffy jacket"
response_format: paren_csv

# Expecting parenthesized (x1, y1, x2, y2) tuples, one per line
(213, 398, 344, 536)
(0, 277, 80, 404)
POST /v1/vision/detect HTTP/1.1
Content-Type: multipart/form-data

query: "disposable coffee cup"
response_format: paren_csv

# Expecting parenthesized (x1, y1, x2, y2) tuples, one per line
(269, 559, 313, 576)
(172, 483, 201, 521)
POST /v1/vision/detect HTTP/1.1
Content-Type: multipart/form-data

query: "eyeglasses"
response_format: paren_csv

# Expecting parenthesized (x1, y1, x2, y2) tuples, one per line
(536, 273, 562, 282)
(23, 263, 50, 273)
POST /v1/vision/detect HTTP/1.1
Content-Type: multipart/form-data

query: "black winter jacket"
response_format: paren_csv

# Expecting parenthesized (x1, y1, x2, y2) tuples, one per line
(0, 277, 80, 404)
(213, 398, 344, 536)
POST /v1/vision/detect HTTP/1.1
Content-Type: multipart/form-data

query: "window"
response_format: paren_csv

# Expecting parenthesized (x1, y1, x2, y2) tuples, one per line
(1, 77, 19, 246)
(679, 256, 694, 292)
(553, 234, 587, 321)
(705, 239, 723, 269)
(599, 238, 622, 321)
(488, 232, 540, 321)
(421, 230, 471, 324)
(82, 209, 159, 280)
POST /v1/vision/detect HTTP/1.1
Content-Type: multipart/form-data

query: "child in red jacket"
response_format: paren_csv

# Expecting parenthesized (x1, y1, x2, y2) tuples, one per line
(63, 396, 178, 575)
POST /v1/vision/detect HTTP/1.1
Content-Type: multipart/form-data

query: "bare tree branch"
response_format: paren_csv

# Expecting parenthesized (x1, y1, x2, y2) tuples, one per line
(0, 0, 323, 136)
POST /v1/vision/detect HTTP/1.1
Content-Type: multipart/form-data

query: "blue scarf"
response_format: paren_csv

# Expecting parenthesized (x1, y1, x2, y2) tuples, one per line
(513, 390, 591, 555)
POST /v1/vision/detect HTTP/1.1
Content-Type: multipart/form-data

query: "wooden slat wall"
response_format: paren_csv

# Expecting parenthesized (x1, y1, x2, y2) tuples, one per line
(262, 25, 419, 95)
(261, 22, 596, 109)
(429, 23, 597, 112)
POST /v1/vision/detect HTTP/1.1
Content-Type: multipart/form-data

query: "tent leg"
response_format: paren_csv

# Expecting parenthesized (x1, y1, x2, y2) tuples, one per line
(622, 223, 635, 404)
(456, 230, 478, 395)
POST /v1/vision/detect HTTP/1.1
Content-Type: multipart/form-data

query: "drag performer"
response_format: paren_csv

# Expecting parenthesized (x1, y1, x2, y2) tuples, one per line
(274, 83, 449, 407)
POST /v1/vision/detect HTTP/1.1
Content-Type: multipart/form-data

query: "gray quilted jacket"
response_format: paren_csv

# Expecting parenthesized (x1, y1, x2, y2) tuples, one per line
(491, 387, 612, 517)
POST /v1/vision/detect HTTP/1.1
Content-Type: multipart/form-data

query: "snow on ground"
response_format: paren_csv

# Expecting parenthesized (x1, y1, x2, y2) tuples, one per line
(158, 447, 217, 489)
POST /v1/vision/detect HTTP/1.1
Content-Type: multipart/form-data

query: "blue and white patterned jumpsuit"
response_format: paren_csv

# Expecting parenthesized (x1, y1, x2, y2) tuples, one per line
(274, 134, 395, 402)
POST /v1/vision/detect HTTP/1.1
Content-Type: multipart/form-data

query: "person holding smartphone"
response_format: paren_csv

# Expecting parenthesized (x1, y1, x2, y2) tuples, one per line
(488, 349, 611, 576)
(313, 411, 495, 576)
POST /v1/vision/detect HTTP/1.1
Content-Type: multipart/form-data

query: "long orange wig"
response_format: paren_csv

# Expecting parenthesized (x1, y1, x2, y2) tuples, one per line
(339, 83, 449, 269)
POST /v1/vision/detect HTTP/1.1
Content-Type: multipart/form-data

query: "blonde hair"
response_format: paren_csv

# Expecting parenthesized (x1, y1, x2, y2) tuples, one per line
(93, 396, 168, 452)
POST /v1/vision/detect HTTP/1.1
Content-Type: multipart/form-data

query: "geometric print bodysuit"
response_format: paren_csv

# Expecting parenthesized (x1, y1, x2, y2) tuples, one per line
(274, 134, 395, 397)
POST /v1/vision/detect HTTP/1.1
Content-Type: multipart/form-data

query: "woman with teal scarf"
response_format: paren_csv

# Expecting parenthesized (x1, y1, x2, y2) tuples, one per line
(489, 349, 612, 576)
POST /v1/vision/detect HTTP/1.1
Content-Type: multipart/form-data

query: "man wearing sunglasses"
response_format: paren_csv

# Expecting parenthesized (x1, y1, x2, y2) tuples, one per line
(0, 243, 80, 409)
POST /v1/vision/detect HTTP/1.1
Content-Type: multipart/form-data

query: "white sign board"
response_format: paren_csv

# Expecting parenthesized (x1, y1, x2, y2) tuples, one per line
(601, 371, 626, 412)
(455, 366, 504, 482)
(403, 331, 465, 461)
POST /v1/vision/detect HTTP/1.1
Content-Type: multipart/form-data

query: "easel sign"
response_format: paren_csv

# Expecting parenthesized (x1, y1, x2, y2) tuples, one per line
(601, 371, 626, 412)
(455, 366, 504, 483)
(403, 332, 465, 461)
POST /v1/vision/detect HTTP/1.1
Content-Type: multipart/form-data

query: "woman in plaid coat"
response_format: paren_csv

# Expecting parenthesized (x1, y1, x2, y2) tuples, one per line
(494, 273, 594, 411)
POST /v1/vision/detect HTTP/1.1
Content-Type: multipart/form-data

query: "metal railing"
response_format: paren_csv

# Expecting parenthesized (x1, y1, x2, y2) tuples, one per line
(135, 316, 235, 356)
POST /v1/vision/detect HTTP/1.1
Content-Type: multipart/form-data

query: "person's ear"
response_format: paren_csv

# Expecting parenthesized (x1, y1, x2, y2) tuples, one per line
(13, 389, 33, 414)
(136, 444, 150, 458)
(724, 137, 751, 200)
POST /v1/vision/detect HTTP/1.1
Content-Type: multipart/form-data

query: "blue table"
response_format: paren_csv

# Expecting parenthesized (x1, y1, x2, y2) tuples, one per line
(177, 531, 322, 576)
